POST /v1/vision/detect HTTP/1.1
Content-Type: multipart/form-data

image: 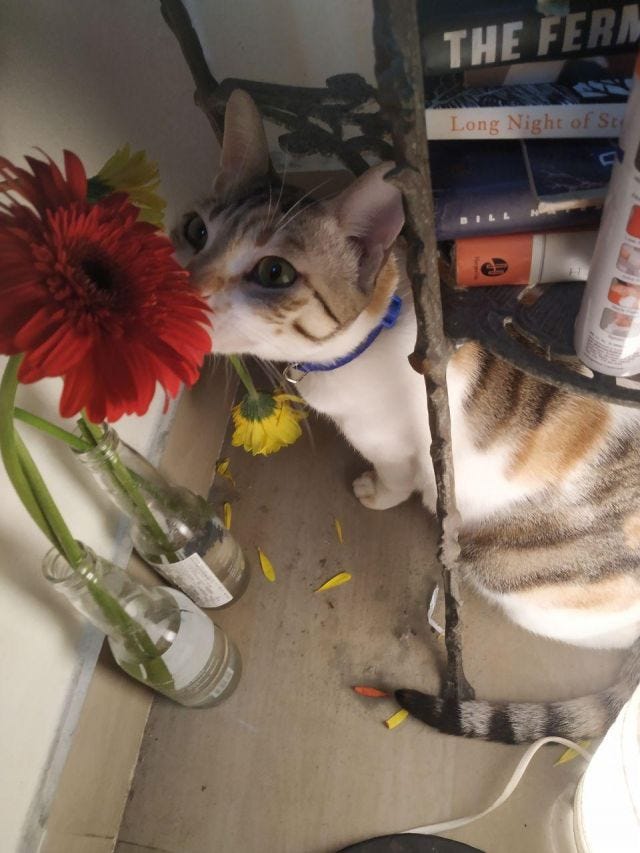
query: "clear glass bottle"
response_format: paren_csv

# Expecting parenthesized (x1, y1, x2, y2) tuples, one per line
(75, 426, 248, 609)
(43, 545, 241, 707)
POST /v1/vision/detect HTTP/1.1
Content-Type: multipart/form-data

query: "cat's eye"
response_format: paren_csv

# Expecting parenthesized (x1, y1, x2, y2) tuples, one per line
(251, 256, 297, 288)
(183, 214, 208, 252)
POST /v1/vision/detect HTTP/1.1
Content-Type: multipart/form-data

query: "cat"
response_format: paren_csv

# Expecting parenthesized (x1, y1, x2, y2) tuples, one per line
(173, 89, 640, 744)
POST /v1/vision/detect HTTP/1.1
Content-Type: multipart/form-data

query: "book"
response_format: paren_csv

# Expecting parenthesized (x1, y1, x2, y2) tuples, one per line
(418, 1, 640, 77)
(453, 229, 596, 286)
(425, 74, 631, 139)
(523, 136, 616, 211)
(430, 138, 609, 239)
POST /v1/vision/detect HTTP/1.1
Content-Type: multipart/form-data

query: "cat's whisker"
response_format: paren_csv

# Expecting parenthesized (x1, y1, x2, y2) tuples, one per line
(254, 357, 285, 388)
(299, 409, 315, 451)
(264, 182, 274, 230)
(274, 198, 322, 234)
(271, 151, 290, 227)
(272, 177, 333, 232)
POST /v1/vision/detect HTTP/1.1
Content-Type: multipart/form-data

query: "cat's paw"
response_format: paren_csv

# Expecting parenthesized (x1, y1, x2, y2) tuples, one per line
(353, 470, 410, 510)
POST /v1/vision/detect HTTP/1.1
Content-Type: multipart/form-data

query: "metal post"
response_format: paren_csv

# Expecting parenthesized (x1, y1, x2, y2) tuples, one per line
(372, 0, 474, 701)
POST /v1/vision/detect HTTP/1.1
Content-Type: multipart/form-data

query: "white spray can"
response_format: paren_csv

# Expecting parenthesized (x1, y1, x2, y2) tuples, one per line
(574, 55, 640, 377)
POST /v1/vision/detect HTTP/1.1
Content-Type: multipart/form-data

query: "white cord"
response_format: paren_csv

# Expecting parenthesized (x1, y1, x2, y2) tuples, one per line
(402, 736, 592, 837)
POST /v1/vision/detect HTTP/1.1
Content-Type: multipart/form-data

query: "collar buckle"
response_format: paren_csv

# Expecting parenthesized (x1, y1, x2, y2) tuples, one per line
(283, 363, 307, 385)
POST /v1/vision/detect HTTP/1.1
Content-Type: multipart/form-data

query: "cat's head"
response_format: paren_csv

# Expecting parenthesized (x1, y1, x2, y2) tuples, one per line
(173, 90, 404, 363)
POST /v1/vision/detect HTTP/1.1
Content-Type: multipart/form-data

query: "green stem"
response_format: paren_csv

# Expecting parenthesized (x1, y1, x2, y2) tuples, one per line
(0, 361, 173, 689)
(0, 357, 58, 543)
(78, 416, 179, 561)
(83, 574, 171, 673)
(229, 355, 259, 398)
(14, 431, 84, 566)
(14, 407, 91, 451)
(1, 361, 171, 679)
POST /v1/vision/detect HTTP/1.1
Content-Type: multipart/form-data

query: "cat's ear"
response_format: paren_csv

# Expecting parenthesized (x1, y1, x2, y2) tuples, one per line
(214, 90, 270, 196)
(332, 162, 404, 294)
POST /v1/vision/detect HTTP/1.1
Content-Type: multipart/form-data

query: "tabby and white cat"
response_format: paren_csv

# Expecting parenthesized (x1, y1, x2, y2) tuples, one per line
(174, 90, 640, 744)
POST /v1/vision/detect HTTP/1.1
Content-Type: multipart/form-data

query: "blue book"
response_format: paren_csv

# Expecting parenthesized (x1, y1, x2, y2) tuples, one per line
(430, 138, 613, 239)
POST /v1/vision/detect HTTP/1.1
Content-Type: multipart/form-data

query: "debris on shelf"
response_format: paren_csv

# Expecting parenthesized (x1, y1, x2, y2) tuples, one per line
(216, 458, 235, 485)
(353, 686, 391, 699)
(257, 547, 276, 582)
(384, 709, 409, 730)
(315, 571, 351, 592)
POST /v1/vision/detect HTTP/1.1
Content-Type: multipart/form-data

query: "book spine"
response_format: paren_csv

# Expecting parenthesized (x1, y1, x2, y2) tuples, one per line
(420, 1, 640, 77)
(426, 101, 626, 139)
(454, 230, 597, 286)
(434, 187, 601, 240)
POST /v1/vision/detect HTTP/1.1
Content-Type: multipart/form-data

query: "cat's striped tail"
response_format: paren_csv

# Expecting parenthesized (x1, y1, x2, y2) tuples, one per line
(395, 638, 640, 744)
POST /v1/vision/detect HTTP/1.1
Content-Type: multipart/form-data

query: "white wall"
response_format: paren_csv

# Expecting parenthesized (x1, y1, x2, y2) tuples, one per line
(0, 1, 372, 850)
(0, 3, 214, 851)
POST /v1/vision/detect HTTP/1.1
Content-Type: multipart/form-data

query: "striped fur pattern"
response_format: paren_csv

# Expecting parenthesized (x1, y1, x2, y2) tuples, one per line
(176, 91, 640, 743)
(397, 638, 640, 744)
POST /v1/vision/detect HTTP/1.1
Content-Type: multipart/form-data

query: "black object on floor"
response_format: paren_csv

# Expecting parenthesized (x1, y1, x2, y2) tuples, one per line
(337, 834, 485, 852)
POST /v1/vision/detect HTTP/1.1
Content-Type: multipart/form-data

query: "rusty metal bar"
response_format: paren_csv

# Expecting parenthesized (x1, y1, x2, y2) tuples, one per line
(372, 0, 474, 701)
(160, 0, 224, 143)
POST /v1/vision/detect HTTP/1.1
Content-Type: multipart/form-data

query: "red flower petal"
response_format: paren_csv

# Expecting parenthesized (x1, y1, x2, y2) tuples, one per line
(1, 150, 212, 420)
(20, 324, 92, 379)
(63, 150, 87, 200)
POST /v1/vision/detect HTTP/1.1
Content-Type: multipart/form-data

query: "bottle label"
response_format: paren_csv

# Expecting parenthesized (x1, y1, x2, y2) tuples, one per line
(150, 553, 233, 607)
(210, 663, 235, 699)
(161, 590, 216, 690)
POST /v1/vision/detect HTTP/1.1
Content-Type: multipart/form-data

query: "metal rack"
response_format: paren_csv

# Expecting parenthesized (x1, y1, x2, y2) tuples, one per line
(160, 0, 635, 706)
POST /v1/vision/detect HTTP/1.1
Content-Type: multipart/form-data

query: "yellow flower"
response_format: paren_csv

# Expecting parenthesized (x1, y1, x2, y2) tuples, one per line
(89, 145, 166, 228)
(231, 391, 307, 456)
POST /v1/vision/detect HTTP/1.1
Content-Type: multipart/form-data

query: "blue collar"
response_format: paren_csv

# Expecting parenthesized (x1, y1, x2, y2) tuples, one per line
(284, 294, 403, 384)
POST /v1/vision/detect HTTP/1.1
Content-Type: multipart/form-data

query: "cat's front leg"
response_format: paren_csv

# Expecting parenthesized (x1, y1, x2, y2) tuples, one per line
(353, 457, 416, 510)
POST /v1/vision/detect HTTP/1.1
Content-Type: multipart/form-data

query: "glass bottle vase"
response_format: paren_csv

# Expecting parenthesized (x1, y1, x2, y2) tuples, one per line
(75, 426, 248, 609)
(43, 545, 241, 707)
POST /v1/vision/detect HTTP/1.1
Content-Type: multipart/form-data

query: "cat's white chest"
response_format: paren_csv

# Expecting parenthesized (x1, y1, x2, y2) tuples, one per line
(293, 316, 534, 522)
(297, 315, 428, 449)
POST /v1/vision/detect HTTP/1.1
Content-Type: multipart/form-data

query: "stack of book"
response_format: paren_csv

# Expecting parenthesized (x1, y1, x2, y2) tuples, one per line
(419, 0, 639, 287)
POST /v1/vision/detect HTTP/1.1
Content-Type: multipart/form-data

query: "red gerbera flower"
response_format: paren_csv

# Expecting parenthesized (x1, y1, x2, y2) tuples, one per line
(0, 151, 211, 422)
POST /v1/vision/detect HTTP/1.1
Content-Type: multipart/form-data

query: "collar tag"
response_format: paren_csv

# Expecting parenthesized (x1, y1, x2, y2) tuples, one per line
(283, 364, 307, 385)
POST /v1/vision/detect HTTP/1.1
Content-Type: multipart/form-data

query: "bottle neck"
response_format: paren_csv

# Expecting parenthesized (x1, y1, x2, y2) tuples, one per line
(74, 425, 212, 559)
(42, 545, 178, 641)
(75, 426, 169, 512)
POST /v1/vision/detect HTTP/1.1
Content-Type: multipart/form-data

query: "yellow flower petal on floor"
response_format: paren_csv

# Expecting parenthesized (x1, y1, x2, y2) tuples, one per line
(91, 145, 166, 227)
(216, 458, 235, 485)
(315, 571, 352, 592)
(554, 740, 591, 765)
(384, 709, 409, 730)
(223, 502, 232, 530)
(231, 390, 307, 456)
(334, 518, 344, 544)
(257, 547, 276, 582)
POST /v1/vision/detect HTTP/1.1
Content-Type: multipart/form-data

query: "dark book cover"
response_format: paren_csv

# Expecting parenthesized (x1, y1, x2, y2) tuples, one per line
(425, 75, 630, 138)
(430, 138, 606, 239)
(524, 136, 616, 209)
(427, 75, 631, 108)
(419, 1, 640, 77)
